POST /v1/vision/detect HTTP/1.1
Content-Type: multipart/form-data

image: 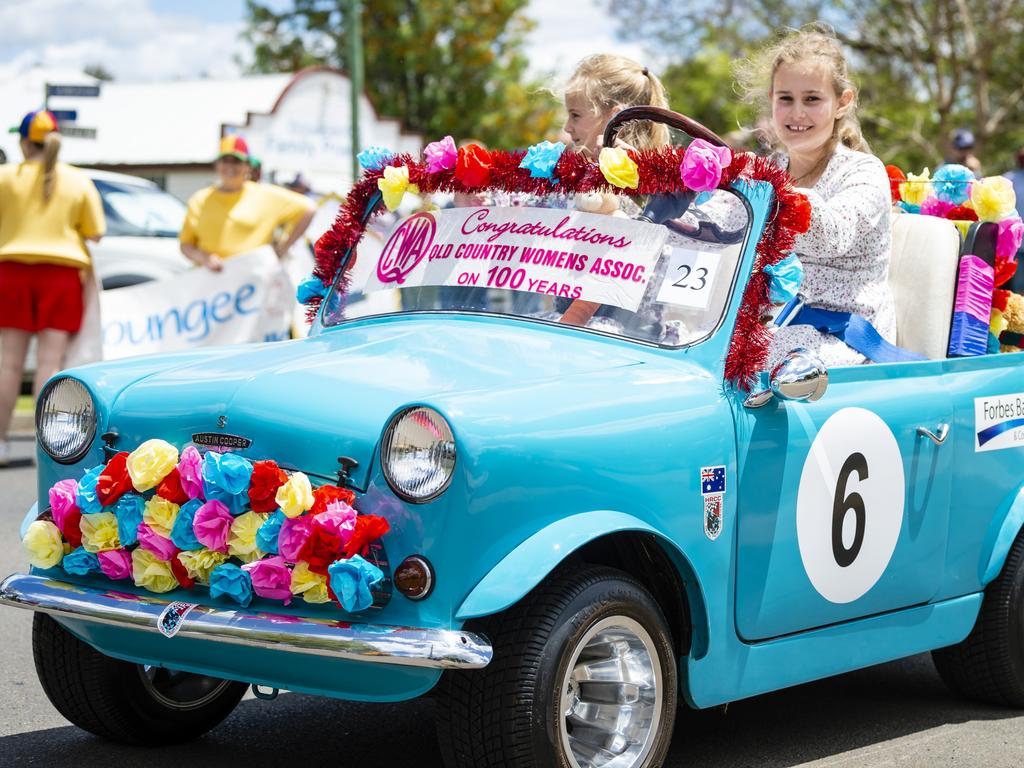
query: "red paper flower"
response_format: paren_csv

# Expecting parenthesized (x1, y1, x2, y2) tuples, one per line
(341, 515, 391, 559)
(786, 192, 812, 234)
(311, 484, 357, 515)
(96, 452, 132, 506)
(993, 289, 1010, 313)
(155, 468, 189, 505)
(455, 144, 492, 188)
(946, 205, 978, 221)
(249, 460, 288, 513)
(170, 556, 195, 589)
(62, 508, 83, 549)
(995, 256, 1018, 288)
(885, 165, 906, 204)
(298, 520, 347, 574)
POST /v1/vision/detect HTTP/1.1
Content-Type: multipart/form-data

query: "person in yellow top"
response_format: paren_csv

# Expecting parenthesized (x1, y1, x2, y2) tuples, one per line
(179, 135, 316, 271)
(0, 110, 105, 466)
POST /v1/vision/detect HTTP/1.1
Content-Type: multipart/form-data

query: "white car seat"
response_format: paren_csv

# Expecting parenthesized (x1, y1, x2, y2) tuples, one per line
(888, 213, 962, 360)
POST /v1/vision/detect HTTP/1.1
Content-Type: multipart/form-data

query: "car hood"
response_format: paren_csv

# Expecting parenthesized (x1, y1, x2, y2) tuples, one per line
(106, 316, 648, 488)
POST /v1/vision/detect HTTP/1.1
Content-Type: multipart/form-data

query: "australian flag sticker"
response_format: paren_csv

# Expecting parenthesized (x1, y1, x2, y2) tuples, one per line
(157, 601, 198, 638)
(700, 465, 726, 495)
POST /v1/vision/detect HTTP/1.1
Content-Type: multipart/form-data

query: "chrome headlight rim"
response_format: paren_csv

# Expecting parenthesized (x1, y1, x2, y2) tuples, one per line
(381, 406, 456, 504)
(36, 377, 97, 465)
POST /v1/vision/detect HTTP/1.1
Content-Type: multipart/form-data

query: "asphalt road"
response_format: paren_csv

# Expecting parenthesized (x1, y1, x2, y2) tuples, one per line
(2, 434, 1023, 767)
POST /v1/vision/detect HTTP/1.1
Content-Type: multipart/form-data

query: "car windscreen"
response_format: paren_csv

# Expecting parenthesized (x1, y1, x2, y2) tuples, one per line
(93, 179, 186, 237)
(320, 190, 751, 348)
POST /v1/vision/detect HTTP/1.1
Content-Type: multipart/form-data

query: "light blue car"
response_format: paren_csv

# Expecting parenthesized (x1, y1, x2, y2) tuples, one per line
(4, 111, 1024, 768)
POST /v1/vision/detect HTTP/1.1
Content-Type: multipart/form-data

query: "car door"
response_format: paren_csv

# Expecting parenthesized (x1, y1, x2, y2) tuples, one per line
(732, 361, 954, 641)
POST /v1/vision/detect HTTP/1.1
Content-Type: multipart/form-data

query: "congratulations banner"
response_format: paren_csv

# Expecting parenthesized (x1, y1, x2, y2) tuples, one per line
(100, 247, 293, 360)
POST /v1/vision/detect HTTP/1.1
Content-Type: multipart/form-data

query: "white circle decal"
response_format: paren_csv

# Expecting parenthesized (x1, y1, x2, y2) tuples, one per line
(796, 407, 904, 604)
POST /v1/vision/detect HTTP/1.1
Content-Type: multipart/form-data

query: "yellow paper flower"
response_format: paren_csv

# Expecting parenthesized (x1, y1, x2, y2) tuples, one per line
(79, 512, 121, 553)
(377, 165, 419, 211)
(126, 439, 179, 492)
(991, 308, 1009, 337)
(23, 520, 65, 568)
(227, 511, 268, 563)
(291, 561, 331, 604)
(952, 220, 973, 239)
(898, 168, 930, 206)
(143, 495, 180, 537)
(970, 176, 1017, 222)
(598, 147, 639, 190)
(176, 549, 228, 585)
(276, 472, 314, 518)
(131, 548, 178, 593)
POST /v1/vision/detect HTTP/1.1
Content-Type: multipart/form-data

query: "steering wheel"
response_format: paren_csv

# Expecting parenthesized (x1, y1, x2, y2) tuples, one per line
(602, 106, 728, 150)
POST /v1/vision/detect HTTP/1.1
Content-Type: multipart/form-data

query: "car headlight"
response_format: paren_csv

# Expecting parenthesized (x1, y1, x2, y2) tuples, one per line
(36, 377, 97, 464)
(381, 407, 456, 502)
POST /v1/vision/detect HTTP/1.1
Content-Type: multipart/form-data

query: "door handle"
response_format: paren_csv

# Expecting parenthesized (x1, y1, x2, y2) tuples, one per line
(917, 424, 949, 446)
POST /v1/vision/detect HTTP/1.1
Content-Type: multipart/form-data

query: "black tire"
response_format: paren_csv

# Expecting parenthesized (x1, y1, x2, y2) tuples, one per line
(932, 529, 1024, 706)
(32, 613, 247, 744)
(436, 566, 678, 768)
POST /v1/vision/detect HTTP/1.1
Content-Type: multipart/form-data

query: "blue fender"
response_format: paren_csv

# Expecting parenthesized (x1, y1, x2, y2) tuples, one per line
(455, 511, 708, 651)
(981, 484, 1024, 585)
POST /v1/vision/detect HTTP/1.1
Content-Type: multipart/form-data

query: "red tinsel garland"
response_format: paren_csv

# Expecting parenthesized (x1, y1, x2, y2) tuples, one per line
(309, 147, 809, 391)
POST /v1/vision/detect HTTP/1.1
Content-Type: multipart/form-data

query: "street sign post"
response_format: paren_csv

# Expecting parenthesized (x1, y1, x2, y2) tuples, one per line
(45, 84, 100, 99)
(61, 126, 97, 140)
(50, 110, 78, 123)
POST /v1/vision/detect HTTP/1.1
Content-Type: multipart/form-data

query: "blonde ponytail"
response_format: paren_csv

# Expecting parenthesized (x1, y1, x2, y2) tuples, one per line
(41, 132, 61, 202)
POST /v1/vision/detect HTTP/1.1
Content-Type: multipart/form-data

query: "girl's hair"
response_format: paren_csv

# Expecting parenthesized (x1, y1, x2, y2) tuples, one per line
(735, 24, 869, 154)
(563, 54, 670, 150)
(36, 133, 61, 202)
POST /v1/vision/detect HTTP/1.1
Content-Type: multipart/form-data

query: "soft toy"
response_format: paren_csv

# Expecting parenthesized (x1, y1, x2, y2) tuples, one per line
(574, 192, 629, 218)
(999, 291, 1024, 353)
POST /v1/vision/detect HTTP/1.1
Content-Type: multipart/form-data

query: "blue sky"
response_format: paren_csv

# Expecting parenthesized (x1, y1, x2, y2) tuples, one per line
(0, 0, 646, 83)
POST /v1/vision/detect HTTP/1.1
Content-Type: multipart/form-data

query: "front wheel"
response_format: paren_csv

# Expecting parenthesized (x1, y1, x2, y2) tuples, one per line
(436, 566, 678, 768)
(32, 613, 247, 744)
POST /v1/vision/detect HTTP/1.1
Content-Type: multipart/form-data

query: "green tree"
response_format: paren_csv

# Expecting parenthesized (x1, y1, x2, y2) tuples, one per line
(245, 0, 560, 149)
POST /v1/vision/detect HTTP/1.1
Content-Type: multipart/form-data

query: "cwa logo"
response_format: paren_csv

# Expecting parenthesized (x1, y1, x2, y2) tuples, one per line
(378, 212, 436, 284)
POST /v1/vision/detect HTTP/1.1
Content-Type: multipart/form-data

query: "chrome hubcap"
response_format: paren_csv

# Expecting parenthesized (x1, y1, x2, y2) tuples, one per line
(137, 665, 232, 711)
(558, 617, 663, 768)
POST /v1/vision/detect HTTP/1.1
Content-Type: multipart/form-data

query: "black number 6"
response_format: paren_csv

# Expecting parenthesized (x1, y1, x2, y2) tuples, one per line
(832, 452, 868, 567)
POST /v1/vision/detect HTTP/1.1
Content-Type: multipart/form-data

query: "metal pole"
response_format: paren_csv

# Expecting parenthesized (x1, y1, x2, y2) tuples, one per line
(348, 0, 364, 186)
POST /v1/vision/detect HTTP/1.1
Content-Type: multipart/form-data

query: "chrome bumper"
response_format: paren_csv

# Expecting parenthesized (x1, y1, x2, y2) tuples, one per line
(0, 573, 492, 670)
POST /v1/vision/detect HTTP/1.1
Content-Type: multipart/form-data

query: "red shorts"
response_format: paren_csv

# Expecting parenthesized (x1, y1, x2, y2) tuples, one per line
(0, 261, 84, 334)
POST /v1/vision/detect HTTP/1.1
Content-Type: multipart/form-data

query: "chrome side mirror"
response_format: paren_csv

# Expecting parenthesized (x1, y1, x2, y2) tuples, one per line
(744, 348, 828, 409)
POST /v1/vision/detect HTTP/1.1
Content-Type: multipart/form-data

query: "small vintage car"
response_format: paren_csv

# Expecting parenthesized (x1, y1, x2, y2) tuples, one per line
(4, 110, 1024, 768)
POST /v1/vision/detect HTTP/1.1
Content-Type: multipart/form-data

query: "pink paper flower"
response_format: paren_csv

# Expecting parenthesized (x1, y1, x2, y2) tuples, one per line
(278, 515, 313, 562)
(136, 523, 179, 561)
(680, 139, 732, 192)
(997, 216, 1024, 261)
(317, 501, 358, 546)
(424, 135, 457, 173)
(191, 499, 233, 553)
(177, 446, 205, 500)
(97, 548, 133, 580)
(920, 196, 954, 218)
(242, 555, 293, 604)
(48, 479, 79, 531)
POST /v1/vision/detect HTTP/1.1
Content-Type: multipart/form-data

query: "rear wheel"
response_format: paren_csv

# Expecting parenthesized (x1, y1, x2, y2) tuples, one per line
(436, 566, 678, 768)
(32, 613, 247, 744)
(932, 529, 1024, 706)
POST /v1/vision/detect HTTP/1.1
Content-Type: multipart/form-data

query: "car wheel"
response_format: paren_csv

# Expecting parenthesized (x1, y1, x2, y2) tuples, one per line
(436, 566, 678, 768)
(932, 529, 1024, 706)
(32, 613, 247, 744)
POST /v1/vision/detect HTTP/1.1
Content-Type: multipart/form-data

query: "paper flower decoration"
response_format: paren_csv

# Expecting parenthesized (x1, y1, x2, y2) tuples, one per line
(242, 556, 292, 604)
(764, 253, 804, 304)
(136, 523, 179, 561)
(256, 510, 285, 555)
(424, 135, 457, 173)
(177, 445, 204, 500)
(276, 472, 314, 518)
(598, 147, 639, 190)
(296, 275, 327, 304)
(971, 176, 1017, 222)
(75, 465, 104, 514)
(519, 140, 566, 180)
(899, 168, 931, 206)
(997, 216, 1024, 260)
(113, 494, 145, 547)
(932, 164, 973, 204)
(170, 498, 204, 551)
(96, 451, 132, 506)
(920, 196, 954, 218)
(49, 479, 82, 547)
(23, 520, 65, 568)
(328, 555, 384, 612)
(79, 512, 121, 553)
(126, 439, 178, 492)
(209, 563, 253, 607)
(191, 499, 234, 552)
(131, 547, 178, 593)
(298, 514, 349, 574)
(278, 515, 313, 561)
(142, 495, 180, 538)
(291, 561, 331, 604)
(61, 547, 101, 576)
(97, 548, 133, 580)
(377, 164, 419, 212)
(357, 145, 394, 171)
(176, 548, 228, 585)
(341, 514, 390, 559)
(227, 510, 268, 563)
(680, 139, 732, 192)
(947, 204, 978, 222)
(201, 451, 253, 514)
(156, 468, 189, 505)
(249, 460, 288, 513)
(455, 144, 493, 188)
(310, 484, 356, 514)
(171, 557, 195, 589)
(885, 165, 906, 204)
(996, 256, 1018, 288)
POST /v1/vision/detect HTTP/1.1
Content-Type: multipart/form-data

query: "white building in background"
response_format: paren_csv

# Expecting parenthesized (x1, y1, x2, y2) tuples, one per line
(0, 67, 421, 201)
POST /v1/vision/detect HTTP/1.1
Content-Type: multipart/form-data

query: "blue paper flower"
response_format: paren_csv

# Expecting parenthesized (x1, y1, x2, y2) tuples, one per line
(764, 253, 804, 304)
(897, 201, 921, 215)
(75, 465, 105, 514)
(328, 555, 384, 613)
(170, 498, 204, 551)
(519, 140, 566, 180)
(113, 494, 145, 547)
(62, 546, 101, 576)
(209, 563, 253, 607)
(357, 145, 394, 171)
(932, 164, 974, 205)
(202, 452, 253, 515)
(256, 510, 285, 555)
(296, 275, 327, 304)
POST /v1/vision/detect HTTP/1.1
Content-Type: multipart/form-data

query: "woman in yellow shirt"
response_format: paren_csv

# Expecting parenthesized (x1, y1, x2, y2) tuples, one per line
(0, 110, 105, 466)
(179, 136, 315, 271)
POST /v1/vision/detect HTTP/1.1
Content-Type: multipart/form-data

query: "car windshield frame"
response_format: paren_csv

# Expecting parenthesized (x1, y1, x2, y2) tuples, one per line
(92, 179, 186, 238)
